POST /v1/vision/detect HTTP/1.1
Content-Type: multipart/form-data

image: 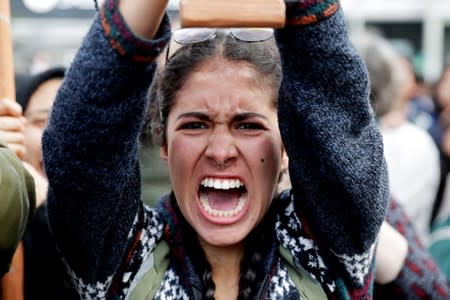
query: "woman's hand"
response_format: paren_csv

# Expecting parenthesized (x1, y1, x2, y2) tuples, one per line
(0, 98, 26, 160)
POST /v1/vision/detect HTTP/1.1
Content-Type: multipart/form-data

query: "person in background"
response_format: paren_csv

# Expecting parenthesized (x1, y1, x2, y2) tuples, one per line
(353, 31, 441, 246)
(407, 72, 441, 145)
(15, 67, 66, 185)
(429, 104, 450, 280)
(374, 198, 450, 299)
(433, 64, 450, 115)
(429, 205, 450, 280)
(18, 67, 78, 300)
(0, 67, 78, 299)
(0, 97, 36, 300)
(429, 63, 450, 226)
(0, 137, 35, 278)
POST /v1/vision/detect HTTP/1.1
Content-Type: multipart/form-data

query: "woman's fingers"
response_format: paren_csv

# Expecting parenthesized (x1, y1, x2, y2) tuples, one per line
(0, 98, 26, 159)
(0, 115, 26, 131)
(0, 98, 23, 117)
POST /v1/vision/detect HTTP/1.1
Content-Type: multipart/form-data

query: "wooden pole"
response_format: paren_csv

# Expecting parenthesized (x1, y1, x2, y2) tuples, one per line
(1, 242, 25, 300)
(0, 2, 23, 300)
(179, 0, 286, 28)
(0, 0, 16, 100)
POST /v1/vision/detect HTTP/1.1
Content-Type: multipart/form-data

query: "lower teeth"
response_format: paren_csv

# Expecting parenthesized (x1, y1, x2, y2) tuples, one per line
(200, 193, 246, 217)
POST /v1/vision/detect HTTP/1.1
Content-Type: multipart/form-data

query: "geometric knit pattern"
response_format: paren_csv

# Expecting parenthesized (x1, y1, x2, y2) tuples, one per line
(154, 268, 190, 300)
(149, 252, 299, 299)
(331, 242, 376, 287)
(116, 208, 164, 299)
(274, 192, 377, 298)
(275, 190, 377, 296)
(64, 208, 164, 300)
(66, 198, 447, 300)
(268, 260, 299, 298)
(153, 259, 299, 299)
(275, 192, 336, 295)
(66, 193, 345, 299)
(65, 265, 113, 300)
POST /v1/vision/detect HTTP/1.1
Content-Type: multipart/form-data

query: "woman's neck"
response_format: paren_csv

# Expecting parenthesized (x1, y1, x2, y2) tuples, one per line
(200, 240, 244, 300)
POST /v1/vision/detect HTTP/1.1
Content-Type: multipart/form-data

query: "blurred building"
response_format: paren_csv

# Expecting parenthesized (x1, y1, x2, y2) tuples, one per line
(9, 0, 450, 81)
(342, 0, 450, 83)
(10, 0, 179, 74)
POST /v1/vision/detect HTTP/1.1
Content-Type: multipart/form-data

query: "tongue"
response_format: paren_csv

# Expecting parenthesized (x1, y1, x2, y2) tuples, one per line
(205, 188, 241, 211)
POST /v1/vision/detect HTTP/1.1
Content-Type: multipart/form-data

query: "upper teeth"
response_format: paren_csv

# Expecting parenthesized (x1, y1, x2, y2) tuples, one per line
(201, 178, 244, 190)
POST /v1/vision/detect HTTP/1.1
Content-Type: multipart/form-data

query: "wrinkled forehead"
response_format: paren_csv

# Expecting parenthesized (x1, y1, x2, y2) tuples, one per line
(182, 58, 272, 93)
(172, 59, 276, 113)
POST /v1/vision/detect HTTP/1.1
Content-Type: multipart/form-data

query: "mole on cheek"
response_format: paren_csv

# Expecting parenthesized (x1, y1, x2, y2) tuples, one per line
(260, 158, 265, 163)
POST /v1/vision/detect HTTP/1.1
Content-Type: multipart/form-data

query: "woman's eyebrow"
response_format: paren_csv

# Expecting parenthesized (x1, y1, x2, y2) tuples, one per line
(176, 112, 210, 121)
(232, 112, 268, 123)
(177, 112, 268, 122)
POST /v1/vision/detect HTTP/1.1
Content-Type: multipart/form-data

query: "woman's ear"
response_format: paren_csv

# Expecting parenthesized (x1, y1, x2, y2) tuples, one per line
(277, 149, 291, 194)
(281, 148, 289, 173)
(160, 145, 168, 161)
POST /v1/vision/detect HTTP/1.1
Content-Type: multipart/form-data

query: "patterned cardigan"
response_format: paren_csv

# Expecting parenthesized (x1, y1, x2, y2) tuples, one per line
(42, 0, 389, 299)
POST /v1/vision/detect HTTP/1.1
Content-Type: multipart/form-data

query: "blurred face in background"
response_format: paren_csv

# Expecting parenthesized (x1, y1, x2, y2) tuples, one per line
(440, 106, 450, 158)
(435, 66, 450, 109)
(23, 78, 62, 178)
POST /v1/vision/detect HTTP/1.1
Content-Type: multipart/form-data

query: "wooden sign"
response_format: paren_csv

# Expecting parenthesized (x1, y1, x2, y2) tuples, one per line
(180, 0, 286, 28)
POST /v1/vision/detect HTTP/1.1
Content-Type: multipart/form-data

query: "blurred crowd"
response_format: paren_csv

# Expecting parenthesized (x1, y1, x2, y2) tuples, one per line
(352, 29, 450, 280)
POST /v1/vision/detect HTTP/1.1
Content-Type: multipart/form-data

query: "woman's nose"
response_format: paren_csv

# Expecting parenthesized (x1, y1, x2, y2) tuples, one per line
(205, 127, 237, 167)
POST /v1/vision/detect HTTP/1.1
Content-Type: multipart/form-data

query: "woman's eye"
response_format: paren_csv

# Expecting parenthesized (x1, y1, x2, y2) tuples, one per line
(237, 123, 263, 130)
(30, 118, 48, 129)
(180, 122, 207, 130)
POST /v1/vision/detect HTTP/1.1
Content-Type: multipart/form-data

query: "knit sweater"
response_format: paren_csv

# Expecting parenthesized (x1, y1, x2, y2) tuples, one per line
(42, 0, 389, 299)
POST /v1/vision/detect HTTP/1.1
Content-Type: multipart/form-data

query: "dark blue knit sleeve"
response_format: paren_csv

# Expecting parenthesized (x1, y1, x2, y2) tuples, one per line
(275, 5, 389, 294)
(42, 5, 170, 291)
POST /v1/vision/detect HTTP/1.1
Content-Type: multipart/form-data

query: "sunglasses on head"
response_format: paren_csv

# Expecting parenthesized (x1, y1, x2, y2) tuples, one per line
(165, 27, 274, 63)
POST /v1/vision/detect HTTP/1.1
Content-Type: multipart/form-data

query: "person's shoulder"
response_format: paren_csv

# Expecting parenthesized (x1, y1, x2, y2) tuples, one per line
(403, 122, 439, 154)
(0, 141, 36, 199)
(0, 141, 36, 276)
(385, 122, 438, 152)
(0, 140, 18, 163)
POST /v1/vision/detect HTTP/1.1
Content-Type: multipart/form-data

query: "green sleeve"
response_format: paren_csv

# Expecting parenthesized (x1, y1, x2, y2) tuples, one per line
(0, 141, 36, 277)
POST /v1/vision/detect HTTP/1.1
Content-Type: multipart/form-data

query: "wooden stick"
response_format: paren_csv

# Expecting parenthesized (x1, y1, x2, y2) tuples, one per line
(180, 0, 286, 28)
(0, 3, 23, 299)
(1, 242, 25, 300)
(0, 0, 16, 100)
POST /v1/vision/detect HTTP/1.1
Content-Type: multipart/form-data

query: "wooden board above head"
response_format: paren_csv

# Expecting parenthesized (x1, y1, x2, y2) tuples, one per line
(179, 0, 286, 28)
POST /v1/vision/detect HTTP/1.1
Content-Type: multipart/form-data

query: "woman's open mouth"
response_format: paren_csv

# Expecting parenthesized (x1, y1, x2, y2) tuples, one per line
(199, 178, 248, 218)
